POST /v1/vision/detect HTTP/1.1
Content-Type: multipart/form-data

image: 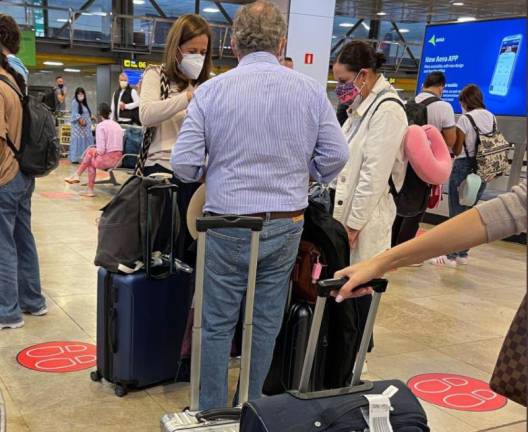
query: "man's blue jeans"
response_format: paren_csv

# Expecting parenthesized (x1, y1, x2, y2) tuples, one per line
(199, 217, 303, 409)
(0, 171, 46, 323)
(447, 158, 486, 259)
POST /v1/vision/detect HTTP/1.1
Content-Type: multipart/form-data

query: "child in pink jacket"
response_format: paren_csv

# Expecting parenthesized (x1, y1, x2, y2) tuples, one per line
(65, 103, 123, 197)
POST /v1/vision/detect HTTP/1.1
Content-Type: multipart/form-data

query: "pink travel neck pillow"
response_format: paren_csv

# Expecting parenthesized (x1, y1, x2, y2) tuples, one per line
(404, 124, 452, 185)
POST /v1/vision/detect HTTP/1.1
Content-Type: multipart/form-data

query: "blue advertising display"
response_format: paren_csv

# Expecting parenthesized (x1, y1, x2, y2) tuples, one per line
(417, 18, 527, 117)
(123, 69, 143, 87)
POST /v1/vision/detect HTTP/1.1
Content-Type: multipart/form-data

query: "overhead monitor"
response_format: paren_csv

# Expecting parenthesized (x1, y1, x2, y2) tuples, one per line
(417, 17, 527, 117)
(123, 69, 143, 87)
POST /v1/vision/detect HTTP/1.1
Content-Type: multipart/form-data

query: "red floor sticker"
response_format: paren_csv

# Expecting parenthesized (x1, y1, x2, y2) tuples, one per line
(408, 373, 507, 412)
(17, 341, 96, 373)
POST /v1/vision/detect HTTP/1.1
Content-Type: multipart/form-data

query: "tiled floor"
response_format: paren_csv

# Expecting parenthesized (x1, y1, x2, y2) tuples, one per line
(1, 162, 526, 431)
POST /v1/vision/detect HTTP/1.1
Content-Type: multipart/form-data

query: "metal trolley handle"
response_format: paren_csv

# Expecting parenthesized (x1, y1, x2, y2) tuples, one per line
(295, 277, 388, 398)
(190, 215, 264, 412)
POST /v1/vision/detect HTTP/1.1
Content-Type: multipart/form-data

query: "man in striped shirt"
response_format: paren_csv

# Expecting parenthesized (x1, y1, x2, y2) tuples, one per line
(172, 0, 348, 409)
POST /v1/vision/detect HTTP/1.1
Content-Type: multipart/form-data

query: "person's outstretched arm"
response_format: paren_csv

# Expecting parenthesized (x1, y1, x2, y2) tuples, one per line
(334, 182, 526, 301)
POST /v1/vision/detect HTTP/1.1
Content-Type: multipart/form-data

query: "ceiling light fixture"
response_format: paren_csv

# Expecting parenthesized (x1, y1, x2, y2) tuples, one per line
(377, 11, 387, 16)
(133, 0, 145, 5)
(56, 18, 68, 22)
(457, 16, 476, 22)
(339, 22, 355, 28)
(43, 61, 64, 66)
(64, 68, 81, 73)
(361, 22, 370, 31)
(203, 7, 220, 13)
(399, 28, 410, 33)
(452, 2, 464, 5)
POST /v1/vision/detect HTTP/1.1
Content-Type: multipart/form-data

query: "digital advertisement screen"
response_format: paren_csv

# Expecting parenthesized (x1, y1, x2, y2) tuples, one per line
(123, 69, 143, 87)
(417, 17, 527, 117)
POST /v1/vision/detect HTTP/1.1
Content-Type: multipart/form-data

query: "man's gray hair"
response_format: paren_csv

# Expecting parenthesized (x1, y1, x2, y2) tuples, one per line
(232, 1, 287, 56)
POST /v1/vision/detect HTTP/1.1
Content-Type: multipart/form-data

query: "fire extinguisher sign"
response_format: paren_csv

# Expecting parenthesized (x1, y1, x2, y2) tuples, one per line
(304, 53, 314, 64)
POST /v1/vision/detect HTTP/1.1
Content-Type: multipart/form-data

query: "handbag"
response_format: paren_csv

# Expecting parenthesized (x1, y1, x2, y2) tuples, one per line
(490, 295, 527, 407)
(94, 65, 178, 273)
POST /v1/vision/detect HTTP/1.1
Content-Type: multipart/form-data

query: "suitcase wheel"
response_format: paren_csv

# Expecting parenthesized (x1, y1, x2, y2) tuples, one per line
(90, 370, 102, 382)
(114, 384, 128, 398)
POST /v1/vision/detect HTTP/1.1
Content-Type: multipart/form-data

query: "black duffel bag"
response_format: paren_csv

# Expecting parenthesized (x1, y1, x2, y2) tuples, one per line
(94, 175, 180, 273)
(241, 380, 429, 432)
(94, 65, 179, 273)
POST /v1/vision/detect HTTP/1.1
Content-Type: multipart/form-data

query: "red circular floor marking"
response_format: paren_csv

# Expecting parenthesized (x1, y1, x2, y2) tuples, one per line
(17, 341, 96, 373)
(408, 373, 507, 412)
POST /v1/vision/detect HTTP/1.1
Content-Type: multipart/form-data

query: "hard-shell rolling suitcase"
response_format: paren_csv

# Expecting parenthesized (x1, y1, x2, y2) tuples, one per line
(160, 216, 264, 432)
(91, 183, 193, 397)
(240, 278, 429, 432)
(263, 301, 328, 395)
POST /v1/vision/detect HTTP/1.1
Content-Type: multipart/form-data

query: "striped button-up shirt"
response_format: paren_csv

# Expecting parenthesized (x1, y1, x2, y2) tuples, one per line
(171, 52, 348, 214)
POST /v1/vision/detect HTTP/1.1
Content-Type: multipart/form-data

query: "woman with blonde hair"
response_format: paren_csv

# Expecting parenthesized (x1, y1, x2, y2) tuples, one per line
(140, 14, 212, 260)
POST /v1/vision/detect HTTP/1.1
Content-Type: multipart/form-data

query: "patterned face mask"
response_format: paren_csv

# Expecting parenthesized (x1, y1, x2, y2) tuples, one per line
(335, 71, 365, 105)
(335, 81, 360, 105)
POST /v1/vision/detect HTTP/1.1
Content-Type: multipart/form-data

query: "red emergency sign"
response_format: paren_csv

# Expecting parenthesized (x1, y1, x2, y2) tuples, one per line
(304, 53, 314, 64)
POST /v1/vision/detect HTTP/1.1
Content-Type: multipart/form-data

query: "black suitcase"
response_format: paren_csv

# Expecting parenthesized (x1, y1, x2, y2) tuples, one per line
(91, 183, 193, 397)
(263, 301, 328, 395)
(240, 278, 429, 432)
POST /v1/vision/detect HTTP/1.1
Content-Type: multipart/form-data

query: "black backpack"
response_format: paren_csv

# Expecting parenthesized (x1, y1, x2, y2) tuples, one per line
(0, 76, 60, 177)
(372, 95, 441, 217)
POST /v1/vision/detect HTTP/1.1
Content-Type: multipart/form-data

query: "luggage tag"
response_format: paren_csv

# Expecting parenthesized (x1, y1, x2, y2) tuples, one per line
(360, 387, 399, 432)
(361, 394, 393, 432)
(311, 257, 325, 284)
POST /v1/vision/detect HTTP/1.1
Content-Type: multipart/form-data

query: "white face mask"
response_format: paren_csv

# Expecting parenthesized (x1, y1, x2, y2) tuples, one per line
(77, 94, 85, 102)
(120, 80, 128, 89)
(178, 50, 205, 80)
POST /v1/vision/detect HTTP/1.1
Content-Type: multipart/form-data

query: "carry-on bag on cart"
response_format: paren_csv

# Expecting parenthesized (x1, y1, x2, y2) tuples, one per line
(160, 215, 263, 432)
(91, 183, 193, 397)
(240, 278, 430, 432)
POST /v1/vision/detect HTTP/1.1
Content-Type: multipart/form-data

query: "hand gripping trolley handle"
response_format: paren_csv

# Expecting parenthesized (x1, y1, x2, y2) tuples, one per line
(293, 277, 388, 399)
(161, 215, 264, 432)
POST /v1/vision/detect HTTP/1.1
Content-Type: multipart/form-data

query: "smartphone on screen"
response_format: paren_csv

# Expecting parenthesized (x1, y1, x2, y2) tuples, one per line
(489, 34, 523, 97)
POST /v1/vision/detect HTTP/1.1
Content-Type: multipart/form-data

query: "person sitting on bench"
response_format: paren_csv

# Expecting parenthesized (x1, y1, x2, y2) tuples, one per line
(65, 103, 123, 197)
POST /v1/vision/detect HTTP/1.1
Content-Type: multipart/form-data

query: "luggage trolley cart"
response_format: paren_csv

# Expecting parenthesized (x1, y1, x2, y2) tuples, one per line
(161, 215, 263, 432)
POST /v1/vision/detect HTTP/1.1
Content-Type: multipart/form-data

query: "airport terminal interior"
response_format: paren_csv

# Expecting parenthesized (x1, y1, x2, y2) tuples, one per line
(0, 0, 526, 431)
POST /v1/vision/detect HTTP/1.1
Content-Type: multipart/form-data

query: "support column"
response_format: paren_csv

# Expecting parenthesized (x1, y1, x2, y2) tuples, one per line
(275, 0, 336, 87)
(96, 65, 121, 109)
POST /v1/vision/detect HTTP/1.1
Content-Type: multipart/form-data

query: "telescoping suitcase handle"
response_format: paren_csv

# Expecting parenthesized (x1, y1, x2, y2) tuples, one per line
(145, 183, 179, 279)
(196, 215, 264, 232)
(190, 215, 264, 412)
(294, 277, 388, 399)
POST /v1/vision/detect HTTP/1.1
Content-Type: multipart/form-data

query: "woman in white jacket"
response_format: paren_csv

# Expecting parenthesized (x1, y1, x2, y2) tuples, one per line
(333, 41, 408, 264)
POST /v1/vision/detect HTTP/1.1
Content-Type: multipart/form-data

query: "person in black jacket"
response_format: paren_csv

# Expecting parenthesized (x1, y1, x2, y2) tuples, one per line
(110, 72, 140, 126)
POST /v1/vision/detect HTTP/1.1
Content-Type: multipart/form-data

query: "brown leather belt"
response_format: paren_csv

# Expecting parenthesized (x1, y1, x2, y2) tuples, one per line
(208, 210, 304, 221)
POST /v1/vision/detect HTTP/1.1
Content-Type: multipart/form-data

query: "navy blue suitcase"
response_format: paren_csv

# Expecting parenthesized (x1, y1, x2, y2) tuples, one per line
(92, 268, 192, 396)
(91, 183, 193, 397)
